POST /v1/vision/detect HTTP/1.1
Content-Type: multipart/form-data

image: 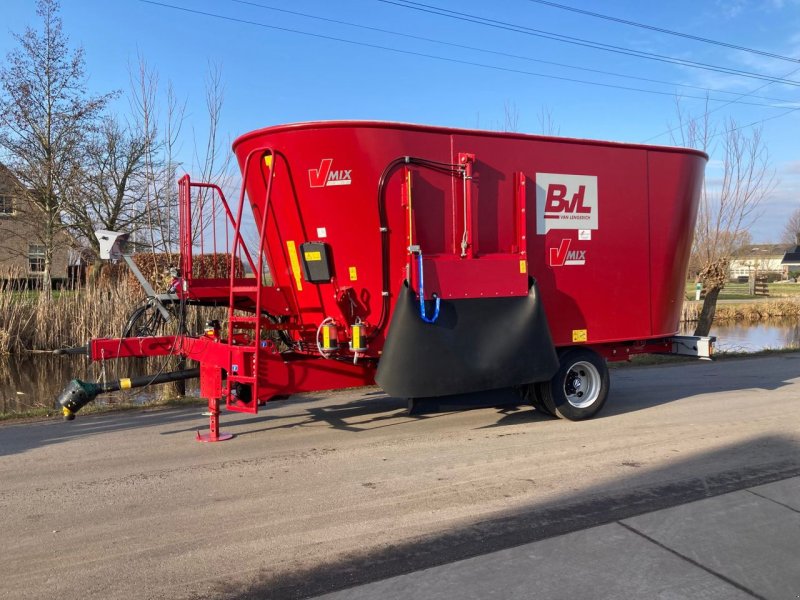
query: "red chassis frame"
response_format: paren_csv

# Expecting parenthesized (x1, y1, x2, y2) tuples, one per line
(87, 334, 675, 441)
(89, 336, 376, 441)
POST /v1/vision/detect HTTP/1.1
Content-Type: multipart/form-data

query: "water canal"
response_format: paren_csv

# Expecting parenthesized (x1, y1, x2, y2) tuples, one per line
(3, 319, 799, 415)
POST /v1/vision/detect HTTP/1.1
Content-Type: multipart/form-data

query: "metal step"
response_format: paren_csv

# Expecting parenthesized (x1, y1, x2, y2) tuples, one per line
(226, 401, 258, 414)
(230, 316, 258, 323)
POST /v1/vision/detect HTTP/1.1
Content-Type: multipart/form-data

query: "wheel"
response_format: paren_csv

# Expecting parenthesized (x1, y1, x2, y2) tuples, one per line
(537, 347, 610, 421)
(122, 302, 174, 337)
(518, 383, 556, 417)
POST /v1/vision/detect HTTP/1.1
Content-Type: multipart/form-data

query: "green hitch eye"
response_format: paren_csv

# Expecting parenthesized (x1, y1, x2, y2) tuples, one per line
(56, 379, 103, 420)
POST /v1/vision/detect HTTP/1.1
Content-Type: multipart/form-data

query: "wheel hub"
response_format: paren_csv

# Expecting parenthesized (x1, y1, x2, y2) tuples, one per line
(563, 361, 600, 409)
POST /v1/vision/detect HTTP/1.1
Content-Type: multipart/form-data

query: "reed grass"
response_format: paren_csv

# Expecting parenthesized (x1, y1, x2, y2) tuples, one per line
(682, 299, 800, 323)
(0, 272, 139, 354)
(1, 277, 220, 356)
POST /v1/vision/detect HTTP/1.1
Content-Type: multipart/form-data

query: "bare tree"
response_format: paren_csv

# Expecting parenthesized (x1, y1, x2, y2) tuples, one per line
(781, 207, 800, 245)
(537, 106, 560, 136)
(128, 56, 186, 256)
(65, 115, 152, 273)
(674, 101, 775, 336)
(502, 100, 520, 133)
(0, 0, 112, 295)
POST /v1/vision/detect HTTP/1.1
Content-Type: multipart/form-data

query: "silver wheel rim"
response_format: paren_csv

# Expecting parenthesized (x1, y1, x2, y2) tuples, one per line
(563, 360, 601, 409)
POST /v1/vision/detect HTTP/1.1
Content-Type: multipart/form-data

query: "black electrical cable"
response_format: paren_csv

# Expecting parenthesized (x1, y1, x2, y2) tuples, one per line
(138, 1, 797, 109)
(526, 0, 800, 65)
(380, 0, 800, 88)
(225, 0, 797, 105)
(373, 155, 466, 339)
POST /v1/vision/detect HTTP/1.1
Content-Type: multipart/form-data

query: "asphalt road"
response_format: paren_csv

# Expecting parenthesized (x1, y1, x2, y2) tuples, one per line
(2, 354, 800, 599)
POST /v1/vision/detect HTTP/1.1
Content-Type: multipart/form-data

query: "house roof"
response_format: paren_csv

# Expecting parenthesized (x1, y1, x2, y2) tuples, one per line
(733, 244, 793, 257)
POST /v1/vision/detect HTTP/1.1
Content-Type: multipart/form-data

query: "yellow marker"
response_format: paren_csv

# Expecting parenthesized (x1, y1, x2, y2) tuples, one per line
(120, 378, 132, 390)
(349, 266, 358, 281)
(287, 241, 303, 291)
(322, 326, 330, 348)
(62, 407, 72, 418)
(519, 259, 527, 274)
(304, 251, 321, 261)
(264, 154, 273, 168)
(572, 329, 588, 343)
(352, 326, 361, 349)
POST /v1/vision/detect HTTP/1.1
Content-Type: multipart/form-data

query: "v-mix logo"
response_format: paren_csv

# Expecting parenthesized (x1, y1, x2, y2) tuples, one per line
(549, 239, 586, 267)
(309, 158, 352, 188)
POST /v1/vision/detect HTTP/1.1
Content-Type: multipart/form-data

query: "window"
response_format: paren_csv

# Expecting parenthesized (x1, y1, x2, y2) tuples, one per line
(28, 244, 45, 273)
(0, 194, 13, 216)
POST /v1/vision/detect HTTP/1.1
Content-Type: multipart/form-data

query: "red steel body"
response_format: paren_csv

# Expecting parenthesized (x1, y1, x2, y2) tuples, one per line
(231, 121, 705, 354)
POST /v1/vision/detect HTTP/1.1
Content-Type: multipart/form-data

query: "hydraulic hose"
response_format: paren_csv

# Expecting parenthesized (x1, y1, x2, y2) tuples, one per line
(375, 156, 464, 336)
(57, 368, 200, 420)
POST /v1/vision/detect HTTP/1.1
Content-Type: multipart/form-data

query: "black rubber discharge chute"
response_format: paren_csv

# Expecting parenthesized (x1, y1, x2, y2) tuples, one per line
(376, 280, 559, 398)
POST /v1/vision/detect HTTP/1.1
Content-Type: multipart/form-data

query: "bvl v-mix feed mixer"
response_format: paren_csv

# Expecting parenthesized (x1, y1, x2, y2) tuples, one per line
(57, 121, 712, 441)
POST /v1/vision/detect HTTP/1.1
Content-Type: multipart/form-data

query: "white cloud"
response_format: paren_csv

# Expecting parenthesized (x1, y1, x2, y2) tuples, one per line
(781, 160, 800, 175)
(715, 0, 748, 19)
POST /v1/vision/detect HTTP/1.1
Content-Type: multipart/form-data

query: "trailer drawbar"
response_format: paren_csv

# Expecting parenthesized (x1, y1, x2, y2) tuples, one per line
(57, 368, 200, 420)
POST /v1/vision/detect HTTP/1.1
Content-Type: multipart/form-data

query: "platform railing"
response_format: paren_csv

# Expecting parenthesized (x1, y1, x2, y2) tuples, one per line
(177, 175, 257, 283)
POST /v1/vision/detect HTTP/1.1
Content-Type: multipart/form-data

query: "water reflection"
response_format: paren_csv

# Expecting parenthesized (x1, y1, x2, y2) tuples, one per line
(0, 354, 197, 414)
(4, 319, 800, 414)
(681, 318, 800, 353)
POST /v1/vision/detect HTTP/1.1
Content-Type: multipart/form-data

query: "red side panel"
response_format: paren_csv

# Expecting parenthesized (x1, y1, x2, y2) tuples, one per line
(648, 151, 705, 336)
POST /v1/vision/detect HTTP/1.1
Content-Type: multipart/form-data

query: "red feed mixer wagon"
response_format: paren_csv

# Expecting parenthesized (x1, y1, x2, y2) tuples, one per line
(57, 121, 712, 441)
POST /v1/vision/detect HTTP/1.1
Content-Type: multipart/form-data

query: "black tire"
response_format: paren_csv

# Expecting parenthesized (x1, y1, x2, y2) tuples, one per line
(537, 347, 610, 421)
(122, 303, 173, 338)
(519, 383, 556, 417)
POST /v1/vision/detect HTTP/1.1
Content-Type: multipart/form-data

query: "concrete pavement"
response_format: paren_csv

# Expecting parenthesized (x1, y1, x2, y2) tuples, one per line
(315, 476, 800, 600)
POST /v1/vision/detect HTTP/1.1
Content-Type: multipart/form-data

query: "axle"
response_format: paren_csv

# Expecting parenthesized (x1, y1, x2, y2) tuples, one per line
(57, 368, 200, 420)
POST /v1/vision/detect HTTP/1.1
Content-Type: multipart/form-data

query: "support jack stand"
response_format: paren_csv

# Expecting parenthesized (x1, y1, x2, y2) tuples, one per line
(196, 398, 234, 442)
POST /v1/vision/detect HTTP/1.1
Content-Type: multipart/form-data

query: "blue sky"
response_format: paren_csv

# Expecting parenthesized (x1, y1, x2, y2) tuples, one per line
(2, 0, 799, 241)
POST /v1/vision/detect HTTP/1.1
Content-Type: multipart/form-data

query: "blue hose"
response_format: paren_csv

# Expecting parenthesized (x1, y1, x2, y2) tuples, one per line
(416, 251, 440, 323)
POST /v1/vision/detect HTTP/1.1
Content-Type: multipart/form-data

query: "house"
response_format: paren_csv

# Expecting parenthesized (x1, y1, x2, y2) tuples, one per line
(729, 244, 792, 281)
(0, 163, 80, 288)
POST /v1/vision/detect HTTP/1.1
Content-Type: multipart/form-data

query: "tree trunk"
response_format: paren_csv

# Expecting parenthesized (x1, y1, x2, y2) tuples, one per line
(693, 286, 722, 336)
(41, 253, 53, 300)
(88, 257, 105, 286)
(160, 357, 187, 401)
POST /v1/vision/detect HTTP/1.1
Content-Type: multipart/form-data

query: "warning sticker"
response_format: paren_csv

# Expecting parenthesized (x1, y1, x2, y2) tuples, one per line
(572, 329, 588, 343)
(349, 266, 358, 281)
(304, 251, 322, 261)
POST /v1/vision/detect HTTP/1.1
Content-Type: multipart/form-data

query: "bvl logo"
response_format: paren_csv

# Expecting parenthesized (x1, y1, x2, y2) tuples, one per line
(549, 239, 586, 267)
(536, 173, 598, 234)
(308, 158, 352, 188)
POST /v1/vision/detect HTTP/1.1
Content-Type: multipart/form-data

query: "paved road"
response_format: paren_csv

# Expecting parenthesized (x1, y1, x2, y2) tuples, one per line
(317, 476, 800, 600)
(1, 354, 800, 599)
